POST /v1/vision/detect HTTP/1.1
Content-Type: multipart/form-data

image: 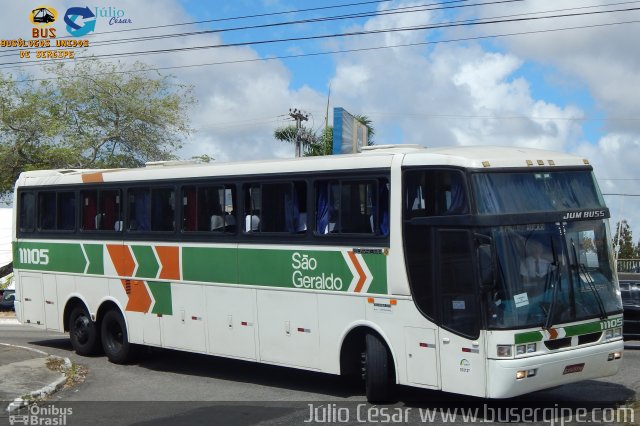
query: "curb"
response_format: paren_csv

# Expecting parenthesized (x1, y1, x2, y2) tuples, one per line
(0, 318, 19, 325)
(1, 343, 72, 413)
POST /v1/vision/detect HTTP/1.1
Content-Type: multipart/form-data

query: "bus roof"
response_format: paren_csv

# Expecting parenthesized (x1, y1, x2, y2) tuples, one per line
(15, 145, 590, 187)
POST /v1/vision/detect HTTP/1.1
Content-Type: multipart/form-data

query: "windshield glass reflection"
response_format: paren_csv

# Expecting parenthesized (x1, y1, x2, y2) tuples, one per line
(487, 220, 621, 329)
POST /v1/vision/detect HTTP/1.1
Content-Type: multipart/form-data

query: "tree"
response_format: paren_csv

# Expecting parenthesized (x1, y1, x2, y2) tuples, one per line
(0, 60, 195, 196)
(273, 114, 374, 157)
(613, 220, 636, 259)
(354, 114, 375, 146)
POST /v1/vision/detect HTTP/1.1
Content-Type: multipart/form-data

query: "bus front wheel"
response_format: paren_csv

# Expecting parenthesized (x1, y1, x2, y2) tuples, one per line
(363, 333, 395, 403)
(101, 309, 136, 364)
(69, 305, 101, 356)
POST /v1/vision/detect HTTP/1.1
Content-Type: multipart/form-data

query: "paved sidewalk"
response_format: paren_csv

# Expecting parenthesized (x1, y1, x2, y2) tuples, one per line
(0, 342, 68, 412)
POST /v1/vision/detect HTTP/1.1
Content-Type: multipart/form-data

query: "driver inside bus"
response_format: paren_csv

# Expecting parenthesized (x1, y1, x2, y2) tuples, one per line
(520, 240, 551, 294)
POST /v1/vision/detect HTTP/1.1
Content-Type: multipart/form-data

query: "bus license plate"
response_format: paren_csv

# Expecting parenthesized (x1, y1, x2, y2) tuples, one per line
(562, 363, 585, 375)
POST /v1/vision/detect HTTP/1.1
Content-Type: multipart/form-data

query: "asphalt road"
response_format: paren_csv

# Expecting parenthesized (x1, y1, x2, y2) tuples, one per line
(1, 323, 638, 425)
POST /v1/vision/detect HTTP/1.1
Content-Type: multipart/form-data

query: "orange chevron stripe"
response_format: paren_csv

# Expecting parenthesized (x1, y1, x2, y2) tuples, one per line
(107, 245, 135, 277)
(548, 328, 558, 340)
(123, 280, 152, 313)
(156, 246, 180, 280)
(347, 251, 366, 293)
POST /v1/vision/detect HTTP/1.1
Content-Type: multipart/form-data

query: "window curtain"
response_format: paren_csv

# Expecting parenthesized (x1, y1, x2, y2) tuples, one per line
(315, 182, 329, 233)
(135, 191, 150, 231)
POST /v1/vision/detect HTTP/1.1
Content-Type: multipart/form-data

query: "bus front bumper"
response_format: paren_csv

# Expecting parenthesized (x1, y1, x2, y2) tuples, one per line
(487, 340, 623, 399)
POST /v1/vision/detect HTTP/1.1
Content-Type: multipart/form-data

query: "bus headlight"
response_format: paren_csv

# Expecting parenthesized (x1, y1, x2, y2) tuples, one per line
(516, 369, 538, 380)
(605, 328, 622, 340)
(513, 343, 536, 356)
(497, 345, 512, 357)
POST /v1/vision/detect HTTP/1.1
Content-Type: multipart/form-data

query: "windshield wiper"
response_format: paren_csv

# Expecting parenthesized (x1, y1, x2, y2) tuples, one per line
(570, 240, 607, 320)
(544, 237, 561, 330)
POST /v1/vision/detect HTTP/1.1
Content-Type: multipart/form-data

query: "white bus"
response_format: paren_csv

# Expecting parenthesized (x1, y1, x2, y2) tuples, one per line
(12, 145, 623, 402)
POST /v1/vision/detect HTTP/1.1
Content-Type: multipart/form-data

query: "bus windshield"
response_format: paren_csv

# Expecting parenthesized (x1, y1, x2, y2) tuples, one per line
(473, 170, 605, 214)
(486, 220, 622, 329)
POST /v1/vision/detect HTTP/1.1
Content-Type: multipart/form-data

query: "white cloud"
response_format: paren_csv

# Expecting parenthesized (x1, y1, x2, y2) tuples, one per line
(576, 134, 640, 244)
(2, 0, 638, 243)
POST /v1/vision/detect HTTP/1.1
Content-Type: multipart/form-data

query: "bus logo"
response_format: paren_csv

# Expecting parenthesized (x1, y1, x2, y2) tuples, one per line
(562, 210, 606, 221)
(19, 248, 49, 265)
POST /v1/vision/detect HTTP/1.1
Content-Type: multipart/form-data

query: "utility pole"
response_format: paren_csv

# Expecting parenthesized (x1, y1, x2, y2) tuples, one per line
(289, 108, 309, 158)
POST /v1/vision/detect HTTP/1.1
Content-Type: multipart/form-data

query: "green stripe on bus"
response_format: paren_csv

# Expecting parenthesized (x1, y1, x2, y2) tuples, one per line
(132, 245, 159, 279)
(148, 281, 172, 315)
(83, 244, 104, 275)
(563, 321, 602, 337)
(239, 249, 353, 291)
(15, 242, 86, 273)
(14, 242, 388, 294)
(182, 247, 238, 284)
(514, 331, 544, 345)
(362, 252, 387, 294)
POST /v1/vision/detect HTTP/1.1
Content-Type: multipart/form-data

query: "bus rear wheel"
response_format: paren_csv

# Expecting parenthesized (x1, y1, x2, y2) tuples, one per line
(101, 309, 136, 364)
(69, 305, 101, 356)
(363, 333, 395, 403)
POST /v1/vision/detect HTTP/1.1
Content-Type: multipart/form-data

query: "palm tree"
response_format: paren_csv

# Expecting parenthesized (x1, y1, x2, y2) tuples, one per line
(354, 114, 375, 146)
(274, 114, 374, 157)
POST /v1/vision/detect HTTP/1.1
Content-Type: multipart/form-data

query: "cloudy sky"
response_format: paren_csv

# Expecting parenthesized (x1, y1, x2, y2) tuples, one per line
(1, 0, 639, 247)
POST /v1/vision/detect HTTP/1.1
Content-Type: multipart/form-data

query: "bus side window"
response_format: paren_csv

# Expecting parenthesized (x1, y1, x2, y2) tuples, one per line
(223, 187, 237, 232)
(57, 192, 76, 231)
(182, 185, 236, 233)
(38, 192, 56, 230)
(81, 190, 98, 230)
(244, 184, 261, 232)
(37, 191, 76, 231)
(182, 186, 197, 231)
(100, 190, 121, 231)
(19, 192, 36, 233)
(404, 170, 468, 218)
(128, 189, 150, 231)
(244, 182, 305, 234)
(151, 188, 175, 232)
(316, 179, 381, 235)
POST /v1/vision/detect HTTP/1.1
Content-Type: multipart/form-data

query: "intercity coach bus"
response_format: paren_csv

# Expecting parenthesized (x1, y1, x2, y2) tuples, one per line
(11, 145, 623, 402)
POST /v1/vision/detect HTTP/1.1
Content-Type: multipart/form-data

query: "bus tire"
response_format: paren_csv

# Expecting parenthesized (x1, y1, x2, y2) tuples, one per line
(101, 309, 136, 364)
(69, 305, 101, 356)
(364, 333, 395, 403)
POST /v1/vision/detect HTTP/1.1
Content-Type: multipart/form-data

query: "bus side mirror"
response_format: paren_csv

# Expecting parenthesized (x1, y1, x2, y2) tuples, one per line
(477, 243, 495, 291)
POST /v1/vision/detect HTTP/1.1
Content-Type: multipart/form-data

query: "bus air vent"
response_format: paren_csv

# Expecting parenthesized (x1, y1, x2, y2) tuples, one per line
(578, 332, 602, 345)
(544, 337, 571, 350)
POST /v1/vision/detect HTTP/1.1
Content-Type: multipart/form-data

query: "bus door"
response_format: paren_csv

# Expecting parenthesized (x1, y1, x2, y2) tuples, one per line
(436, 229, 486, 397)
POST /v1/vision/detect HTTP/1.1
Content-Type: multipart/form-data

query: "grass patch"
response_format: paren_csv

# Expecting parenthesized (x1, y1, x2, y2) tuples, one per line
(46, 357, 88, 389)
